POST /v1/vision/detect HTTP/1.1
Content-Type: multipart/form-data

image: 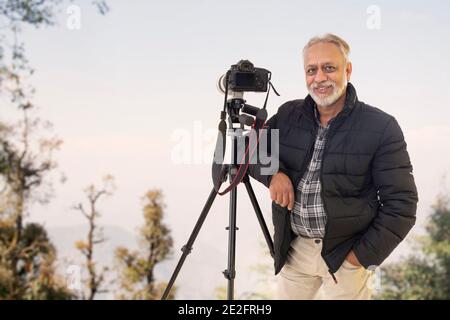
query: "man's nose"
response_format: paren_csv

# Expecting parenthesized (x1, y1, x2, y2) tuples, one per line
(314, 68, 327, 83)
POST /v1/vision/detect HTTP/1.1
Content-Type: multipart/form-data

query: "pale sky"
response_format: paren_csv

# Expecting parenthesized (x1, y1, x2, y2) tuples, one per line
(2, 0, 450, 298)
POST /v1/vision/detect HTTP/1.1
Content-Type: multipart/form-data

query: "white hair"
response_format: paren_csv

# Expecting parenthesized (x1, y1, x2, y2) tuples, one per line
(303, 33, 351, 62)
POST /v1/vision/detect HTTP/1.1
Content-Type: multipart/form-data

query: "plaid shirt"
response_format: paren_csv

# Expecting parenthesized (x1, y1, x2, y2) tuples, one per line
(290, 108, 335, 239)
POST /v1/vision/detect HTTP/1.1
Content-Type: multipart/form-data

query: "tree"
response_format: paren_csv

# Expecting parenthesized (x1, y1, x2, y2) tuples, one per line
(0, 0, 109, 300)
(376, 193, 450, 299)
(0, 222, 74, 299)
(115, 190, 174, 300)
(73, 175, 114, 300)
(0, 106, 67, 299)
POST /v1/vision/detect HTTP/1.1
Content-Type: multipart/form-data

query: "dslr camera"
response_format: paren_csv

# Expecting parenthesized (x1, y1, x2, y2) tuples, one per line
(218, 60, 270, 93)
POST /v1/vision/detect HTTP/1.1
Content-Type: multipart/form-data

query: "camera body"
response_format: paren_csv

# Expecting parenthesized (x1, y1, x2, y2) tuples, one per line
(226, 60, 270, 92)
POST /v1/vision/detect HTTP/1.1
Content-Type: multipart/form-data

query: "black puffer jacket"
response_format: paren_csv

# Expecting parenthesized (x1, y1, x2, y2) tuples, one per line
(248, 83, 418, 275)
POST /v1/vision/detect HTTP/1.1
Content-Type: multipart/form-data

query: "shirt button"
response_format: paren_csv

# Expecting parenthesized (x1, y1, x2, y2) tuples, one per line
(302, 204, 306, 208)
(305, 181, 310, 185)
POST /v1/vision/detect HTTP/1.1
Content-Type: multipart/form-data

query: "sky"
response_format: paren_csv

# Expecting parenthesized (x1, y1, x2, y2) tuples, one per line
(2, 0, 450, 298)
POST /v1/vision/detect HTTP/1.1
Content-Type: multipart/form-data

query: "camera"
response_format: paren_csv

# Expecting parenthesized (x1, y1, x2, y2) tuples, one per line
(218, 60, 270, 93)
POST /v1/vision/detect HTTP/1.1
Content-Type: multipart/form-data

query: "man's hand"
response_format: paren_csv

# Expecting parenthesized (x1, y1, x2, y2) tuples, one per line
(269, 172, 294, 211)
(345, 250, 362, 267)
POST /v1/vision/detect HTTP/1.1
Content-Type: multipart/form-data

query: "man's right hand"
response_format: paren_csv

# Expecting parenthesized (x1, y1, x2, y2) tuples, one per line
(269, 172, 295, 211)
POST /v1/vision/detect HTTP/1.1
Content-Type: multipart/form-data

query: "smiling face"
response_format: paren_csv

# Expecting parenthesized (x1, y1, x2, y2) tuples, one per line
(303, 41, 352, 108)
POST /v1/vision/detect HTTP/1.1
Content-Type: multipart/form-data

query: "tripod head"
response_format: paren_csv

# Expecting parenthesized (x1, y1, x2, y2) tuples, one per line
(212, 60, 278, 196)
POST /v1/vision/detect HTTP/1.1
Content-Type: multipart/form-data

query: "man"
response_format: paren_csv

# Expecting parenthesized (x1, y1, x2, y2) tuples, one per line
(248, 34, 418, 300)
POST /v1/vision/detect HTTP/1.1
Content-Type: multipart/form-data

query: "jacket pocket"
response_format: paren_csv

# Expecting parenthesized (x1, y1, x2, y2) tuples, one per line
(272, 201, 291, 274)
(272, 202, 288, 250)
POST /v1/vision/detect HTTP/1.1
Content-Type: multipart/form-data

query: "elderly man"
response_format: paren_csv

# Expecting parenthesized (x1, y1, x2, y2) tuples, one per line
(249, 34, 418, 300)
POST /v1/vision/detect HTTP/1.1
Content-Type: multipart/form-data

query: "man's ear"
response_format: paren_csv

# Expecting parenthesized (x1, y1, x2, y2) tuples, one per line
(346, 61, 353, 82)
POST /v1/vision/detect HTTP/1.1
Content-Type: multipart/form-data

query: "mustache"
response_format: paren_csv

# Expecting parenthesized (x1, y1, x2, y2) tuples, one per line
(310, 81, 336, 89)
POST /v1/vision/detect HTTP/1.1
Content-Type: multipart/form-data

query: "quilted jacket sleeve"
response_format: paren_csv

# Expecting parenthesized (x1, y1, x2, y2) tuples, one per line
(353, 117, 418, 268)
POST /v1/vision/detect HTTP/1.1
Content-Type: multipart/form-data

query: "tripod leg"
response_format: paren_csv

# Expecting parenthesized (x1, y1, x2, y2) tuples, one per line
(243, 175, 275, 258)
(224, 180, 238, 300)
(161, 187, 218, 300)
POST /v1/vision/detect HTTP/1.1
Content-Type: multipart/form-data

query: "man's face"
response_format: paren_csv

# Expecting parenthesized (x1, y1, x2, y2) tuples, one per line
(303, 42, 352, 107)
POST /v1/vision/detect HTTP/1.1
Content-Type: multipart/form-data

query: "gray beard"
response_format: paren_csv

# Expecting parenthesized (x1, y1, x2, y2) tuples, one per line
(309, 79, 347, 108)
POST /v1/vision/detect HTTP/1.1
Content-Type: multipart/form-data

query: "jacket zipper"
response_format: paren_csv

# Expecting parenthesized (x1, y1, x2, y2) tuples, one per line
(321, 114, 348, 283)
(321, 131, 338, 283)
(320, 131, 338, 283)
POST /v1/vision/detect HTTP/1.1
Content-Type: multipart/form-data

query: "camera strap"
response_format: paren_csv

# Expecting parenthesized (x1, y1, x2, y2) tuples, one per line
(214, 109, 267, 196)
(212, 77, 279, 195)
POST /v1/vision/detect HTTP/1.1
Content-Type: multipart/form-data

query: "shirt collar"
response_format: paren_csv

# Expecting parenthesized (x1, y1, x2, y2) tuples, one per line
(314, 105, 336, 129)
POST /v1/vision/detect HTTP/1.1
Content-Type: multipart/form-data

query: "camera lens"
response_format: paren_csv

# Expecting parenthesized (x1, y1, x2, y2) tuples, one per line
(217, 74, 227, 94)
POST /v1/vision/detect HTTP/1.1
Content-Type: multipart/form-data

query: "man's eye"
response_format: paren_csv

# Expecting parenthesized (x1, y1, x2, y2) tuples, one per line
(307, 69, 316, 74)
(324, 66, 336, 72)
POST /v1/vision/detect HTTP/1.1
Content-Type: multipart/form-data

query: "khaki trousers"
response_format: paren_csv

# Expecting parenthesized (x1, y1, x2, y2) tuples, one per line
(276, 236, 374, 300)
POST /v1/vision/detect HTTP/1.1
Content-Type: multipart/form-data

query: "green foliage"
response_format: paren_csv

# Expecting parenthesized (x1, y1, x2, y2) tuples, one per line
(73, 175, 114, 300)
(0, 222, 74, 299)
(0, 106, 68, 299)
(0, 0, 108, 300)
(377, 194, 450, 300)
(0, 0, 59, 26)
(115, 190, 174, 300)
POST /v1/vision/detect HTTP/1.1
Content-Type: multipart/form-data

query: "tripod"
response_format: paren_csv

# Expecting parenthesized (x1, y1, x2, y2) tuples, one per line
(161, 103, 275, 300)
